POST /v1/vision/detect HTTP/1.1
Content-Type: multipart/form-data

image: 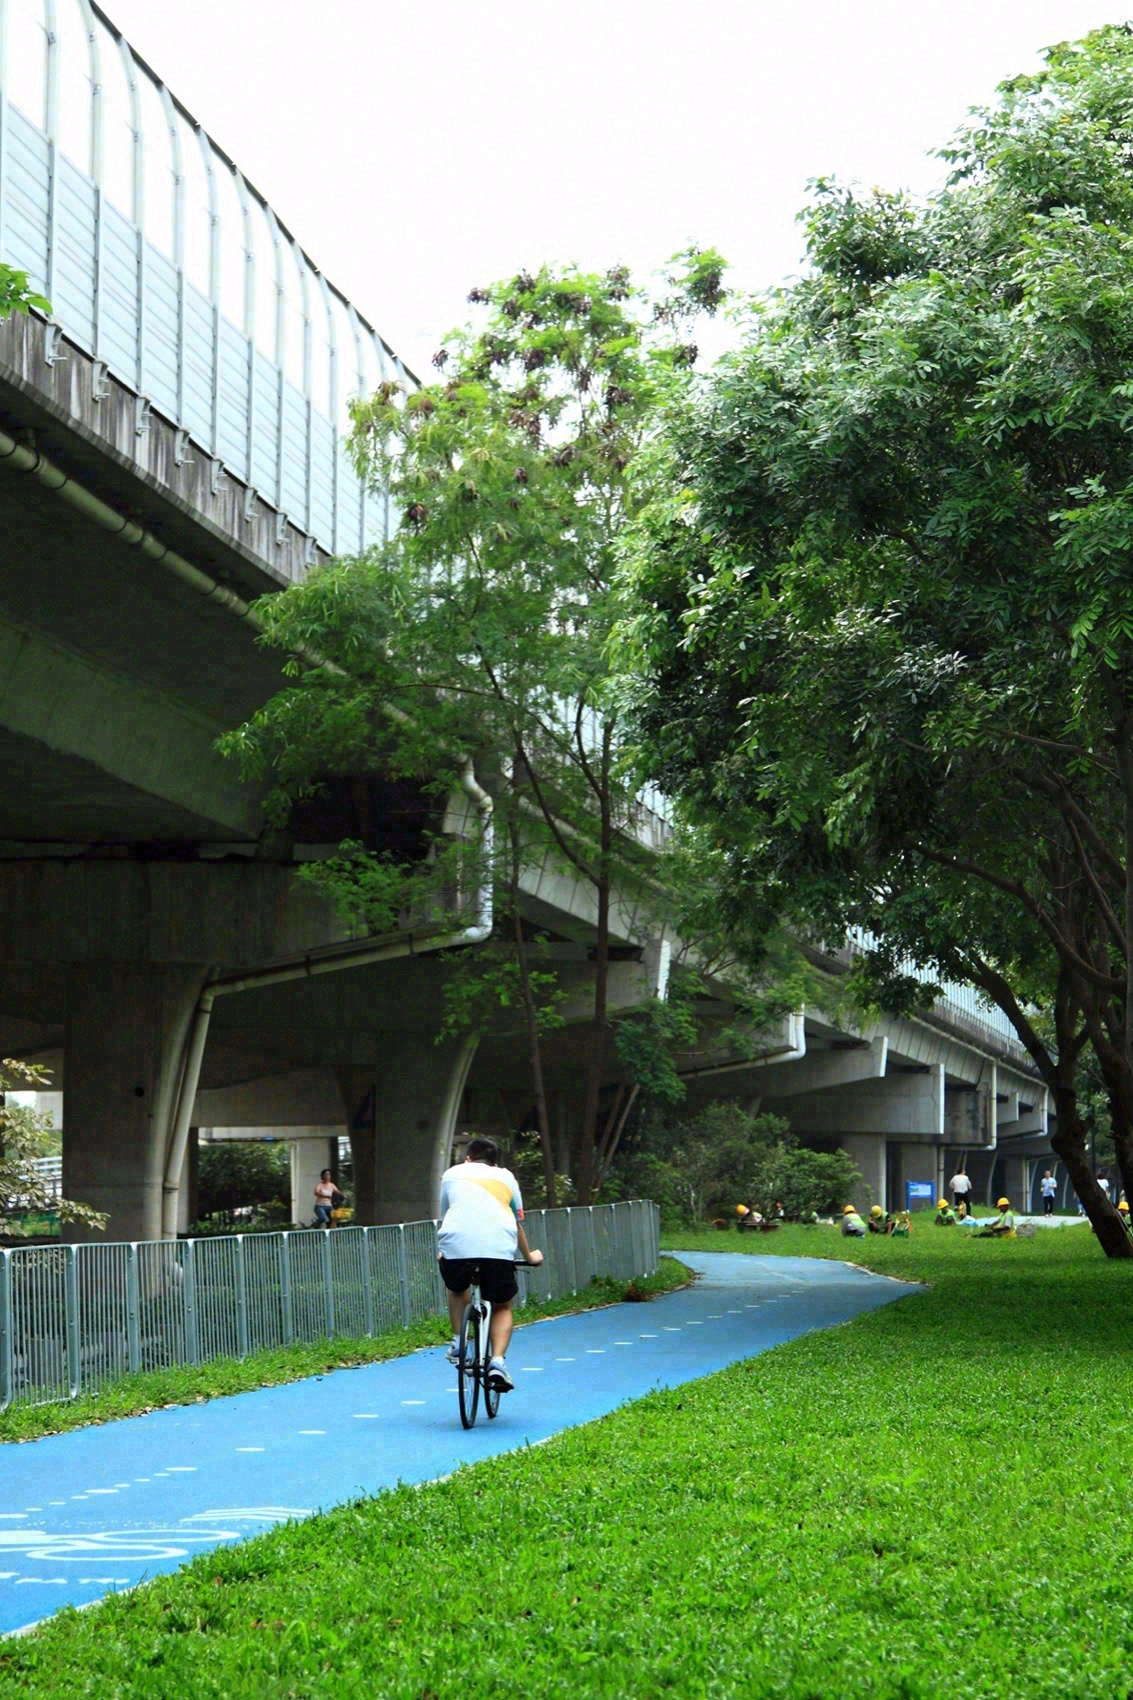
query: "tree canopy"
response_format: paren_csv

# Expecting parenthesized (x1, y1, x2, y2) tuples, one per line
(620, 26, 1133, 1254)
(222, 253, 729, 1204)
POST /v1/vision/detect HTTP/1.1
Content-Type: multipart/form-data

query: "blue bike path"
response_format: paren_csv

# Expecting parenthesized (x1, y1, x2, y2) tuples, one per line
(0, 1252, 917, 1634)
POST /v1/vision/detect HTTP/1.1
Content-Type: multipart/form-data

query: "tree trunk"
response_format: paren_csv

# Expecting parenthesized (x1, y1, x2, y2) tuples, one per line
(594, 1082, 640, 1195)
(511, 903, 557, 1207)
(1051, 1088, 1133, 1259)
(576, 864, 611, 1205)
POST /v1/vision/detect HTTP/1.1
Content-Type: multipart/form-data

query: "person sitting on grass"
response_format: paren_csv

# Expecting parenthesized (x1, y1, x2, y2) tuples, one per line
(935, 1199, 957, 1226)
(976, 1197, 1016, 1238)
(888, 1209, 911, 1237)
(1119, 1201, 1133, 1238)
(841, 1204, 867, 1237)
(735, 1203, 762, 1231)
(867, 1204, 887, 1235)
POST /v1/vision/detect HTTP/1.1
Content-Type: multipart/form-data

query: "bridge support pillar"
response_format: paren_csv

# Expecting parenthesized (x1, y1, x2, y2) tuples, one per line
(841, 1135, 886, 1212)
(62, 963, 207, 1243)
(339, 1034, 479, 1225)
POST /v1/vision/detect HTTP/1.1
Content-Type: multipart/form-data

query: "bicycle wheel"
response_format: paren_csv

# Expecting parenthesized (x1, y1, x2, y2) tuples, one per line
(483, 1305, 501, 1419)
(457, 1301, 480, 1429)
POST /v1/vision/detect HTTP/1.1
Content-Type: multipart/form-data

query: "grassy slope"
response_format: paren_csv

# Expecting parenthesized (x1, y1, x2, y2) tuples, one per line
(0, 1263, 689, 1445)
(3, 1227, 1132, 1698)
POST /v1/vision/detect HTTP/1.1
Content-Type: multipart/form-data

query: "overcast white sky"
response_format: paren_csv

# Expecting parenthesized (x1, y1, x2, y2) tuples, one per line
(106, 0, 1114, 376)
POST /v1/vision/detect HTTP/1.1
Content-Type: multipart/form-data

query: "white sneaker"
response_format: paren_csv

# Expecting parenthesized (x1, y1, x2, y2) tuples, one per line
(487, 1359, 514, 1393)
(445, 1342, 460, 1365)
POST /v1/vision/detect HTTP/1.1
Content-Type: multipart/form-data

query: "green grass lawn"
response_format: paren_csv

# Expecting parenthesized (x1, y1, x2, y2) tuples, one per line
(0, 1262, 689, 1445)
(3, 1224, 1132, 1698)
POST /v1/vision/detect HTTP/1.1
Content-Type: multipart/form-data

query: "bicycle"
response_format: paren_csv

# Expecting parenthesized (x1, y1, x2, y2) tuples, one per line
(456, 1260, 536, 1430)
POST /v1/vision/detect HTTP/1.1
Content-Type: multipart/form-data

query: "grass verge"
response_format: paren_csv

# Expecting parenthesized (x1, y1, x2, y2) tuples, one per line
(0, 1259, 689, 1445)
(3, 1228, 1130, 1697)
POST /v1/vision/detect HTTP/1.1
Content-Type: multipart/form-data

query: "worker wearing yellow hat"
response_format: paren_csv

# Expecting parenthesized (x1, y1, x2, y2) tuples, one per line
(867, 1204, 887, 1235)
(841, 1203, 867, 1237)
(1119, 1200, 1132, 1239)
(976, 1197, 1016, 1238)
(934, 1199, 957, 1227)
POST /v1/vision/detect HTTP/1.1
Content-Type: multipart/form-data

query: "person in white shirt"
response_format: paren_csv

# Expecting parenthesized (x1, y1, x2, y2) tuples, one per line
(1040, 1169, 1058, 1216)
(436, 1136, 543, 1394)
(949, 1169, 972, 1212)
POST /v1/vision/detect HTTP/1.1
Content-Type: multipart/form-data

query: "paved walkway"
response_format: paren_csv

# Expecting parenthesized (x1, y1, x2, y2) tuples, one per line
(0, 1252, 917, 1633)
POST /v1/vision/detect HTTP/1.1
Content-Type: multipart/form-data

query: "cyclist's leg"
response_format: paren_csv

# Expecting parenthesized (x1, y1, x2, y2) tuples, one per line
(446, 1285, 470, 1337)
(488, 1299, 514, 1362)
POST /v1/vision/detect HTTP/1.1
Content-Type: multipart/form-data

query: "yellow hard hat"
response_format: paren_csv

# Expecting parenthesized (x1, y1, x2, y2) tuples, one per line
(870, 1205, 884, 1217)
(843, 1204, 855, 1214)
(997, 1197, 1010, 1210)
(1120, 1202, 1130, 1214)
(937, 1199, 948, 1209)
(736, 1203, 748, 1216)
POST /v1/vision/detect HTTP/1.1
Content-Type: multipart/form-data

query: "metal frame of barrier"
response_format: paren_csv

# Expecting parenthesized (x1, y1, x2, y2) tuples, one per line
(0, 1200, 660, 1412)
(0, 0, 411, 556)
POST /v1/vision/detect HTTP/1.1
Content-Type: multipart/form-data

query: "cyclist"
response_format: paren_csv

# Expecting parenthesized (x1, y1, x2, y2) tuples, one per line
(437, 1135, 542, 1394)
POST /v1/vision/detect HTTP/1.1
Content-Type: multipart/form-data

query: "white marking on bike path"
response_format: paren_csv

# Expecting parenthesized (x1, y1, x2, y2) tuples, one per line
(0, 1252, 918, 1637)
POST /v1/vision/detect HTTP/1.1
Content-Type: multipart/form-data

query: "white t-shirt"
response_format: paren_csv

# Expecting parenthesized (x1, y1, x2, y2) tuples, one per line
(950, 1174, 971, 1195)
(437, 1161, 523, 1261)
(1100, 1178, 1112, 1197)
(1040, 1176, 1057, 1198)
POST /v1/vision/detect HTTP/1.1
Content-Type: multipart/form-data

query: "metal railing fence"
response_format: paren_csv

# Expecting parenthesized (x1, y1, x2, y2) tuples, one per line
(0, 1200, 660, 1413)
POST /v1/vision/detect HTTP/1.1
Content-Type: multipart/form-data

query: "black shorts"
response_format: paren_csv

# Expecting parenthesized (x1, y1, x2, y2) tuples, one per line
(438, 1257, 518, 1305)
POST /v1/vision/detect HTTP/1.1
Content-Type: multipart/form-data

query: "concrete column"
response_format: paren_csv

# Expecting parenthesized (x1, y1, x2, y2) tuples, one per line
(338, 1035, 478, 1225)
(62, 963, 207, 1243)
(841, 1134, 886, 1211)
(291, 1137, 336, 1225)
(176, 1129, 199, 1234)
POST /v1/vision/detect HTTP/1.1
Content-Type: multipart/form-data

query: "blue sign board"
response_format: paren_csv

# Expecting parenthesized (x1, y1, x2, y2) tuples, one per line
(906, 1181, 935, 1210)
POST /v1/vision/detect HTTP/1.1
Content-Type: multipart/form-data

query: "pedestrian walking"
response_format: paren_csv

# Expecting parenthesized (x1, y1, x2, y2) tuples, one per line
(1039, 1169, 1057, 1216)
(949, 1168, 972, 1212)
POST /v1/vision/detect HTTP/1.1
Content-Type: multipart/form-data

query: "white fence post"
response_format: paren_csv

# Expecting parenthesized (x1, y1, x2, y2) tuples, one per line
(395, 1224, 411, 1325)
(234, 1236, 249, 1358)
(279, 1232, 294, 1343)
(321, 1230, 335, 1338)
(0, 1250, 12, 1409)
(182, 1239, 200, 1366)
(126, 1243, 141, 1373)
(361, 1227, 375, 1337)
(64, 1245, 81, 1398)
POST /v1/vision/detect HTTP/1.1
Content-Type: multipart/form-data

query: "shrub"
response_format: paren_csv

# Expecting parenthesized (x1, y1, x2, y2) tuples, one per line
(197, 1140, 291, 1220)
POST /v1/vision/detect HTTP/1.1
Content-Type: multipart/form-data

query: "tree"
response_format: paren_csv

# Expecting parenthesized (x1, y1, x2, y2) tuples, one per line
(0, 264, 48, 322)
(223, 252, 726, 1204)
(620, 27, 1133, 1255)
(0, 1061, 105, 1237)
(604, 1099, 860, 1223)
(196, 1139, 291, 1222)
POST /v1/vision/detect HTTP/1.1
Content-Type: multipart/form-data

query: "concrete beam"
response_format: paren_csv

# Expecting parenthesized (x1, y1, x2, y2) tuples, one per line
(0, 613, 260, 837)
(193, 1068, 345, 1128)
(0, 862, 347, 966)
(769, 1062, 945, 1137)
(748, 1036, 888, 1099)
